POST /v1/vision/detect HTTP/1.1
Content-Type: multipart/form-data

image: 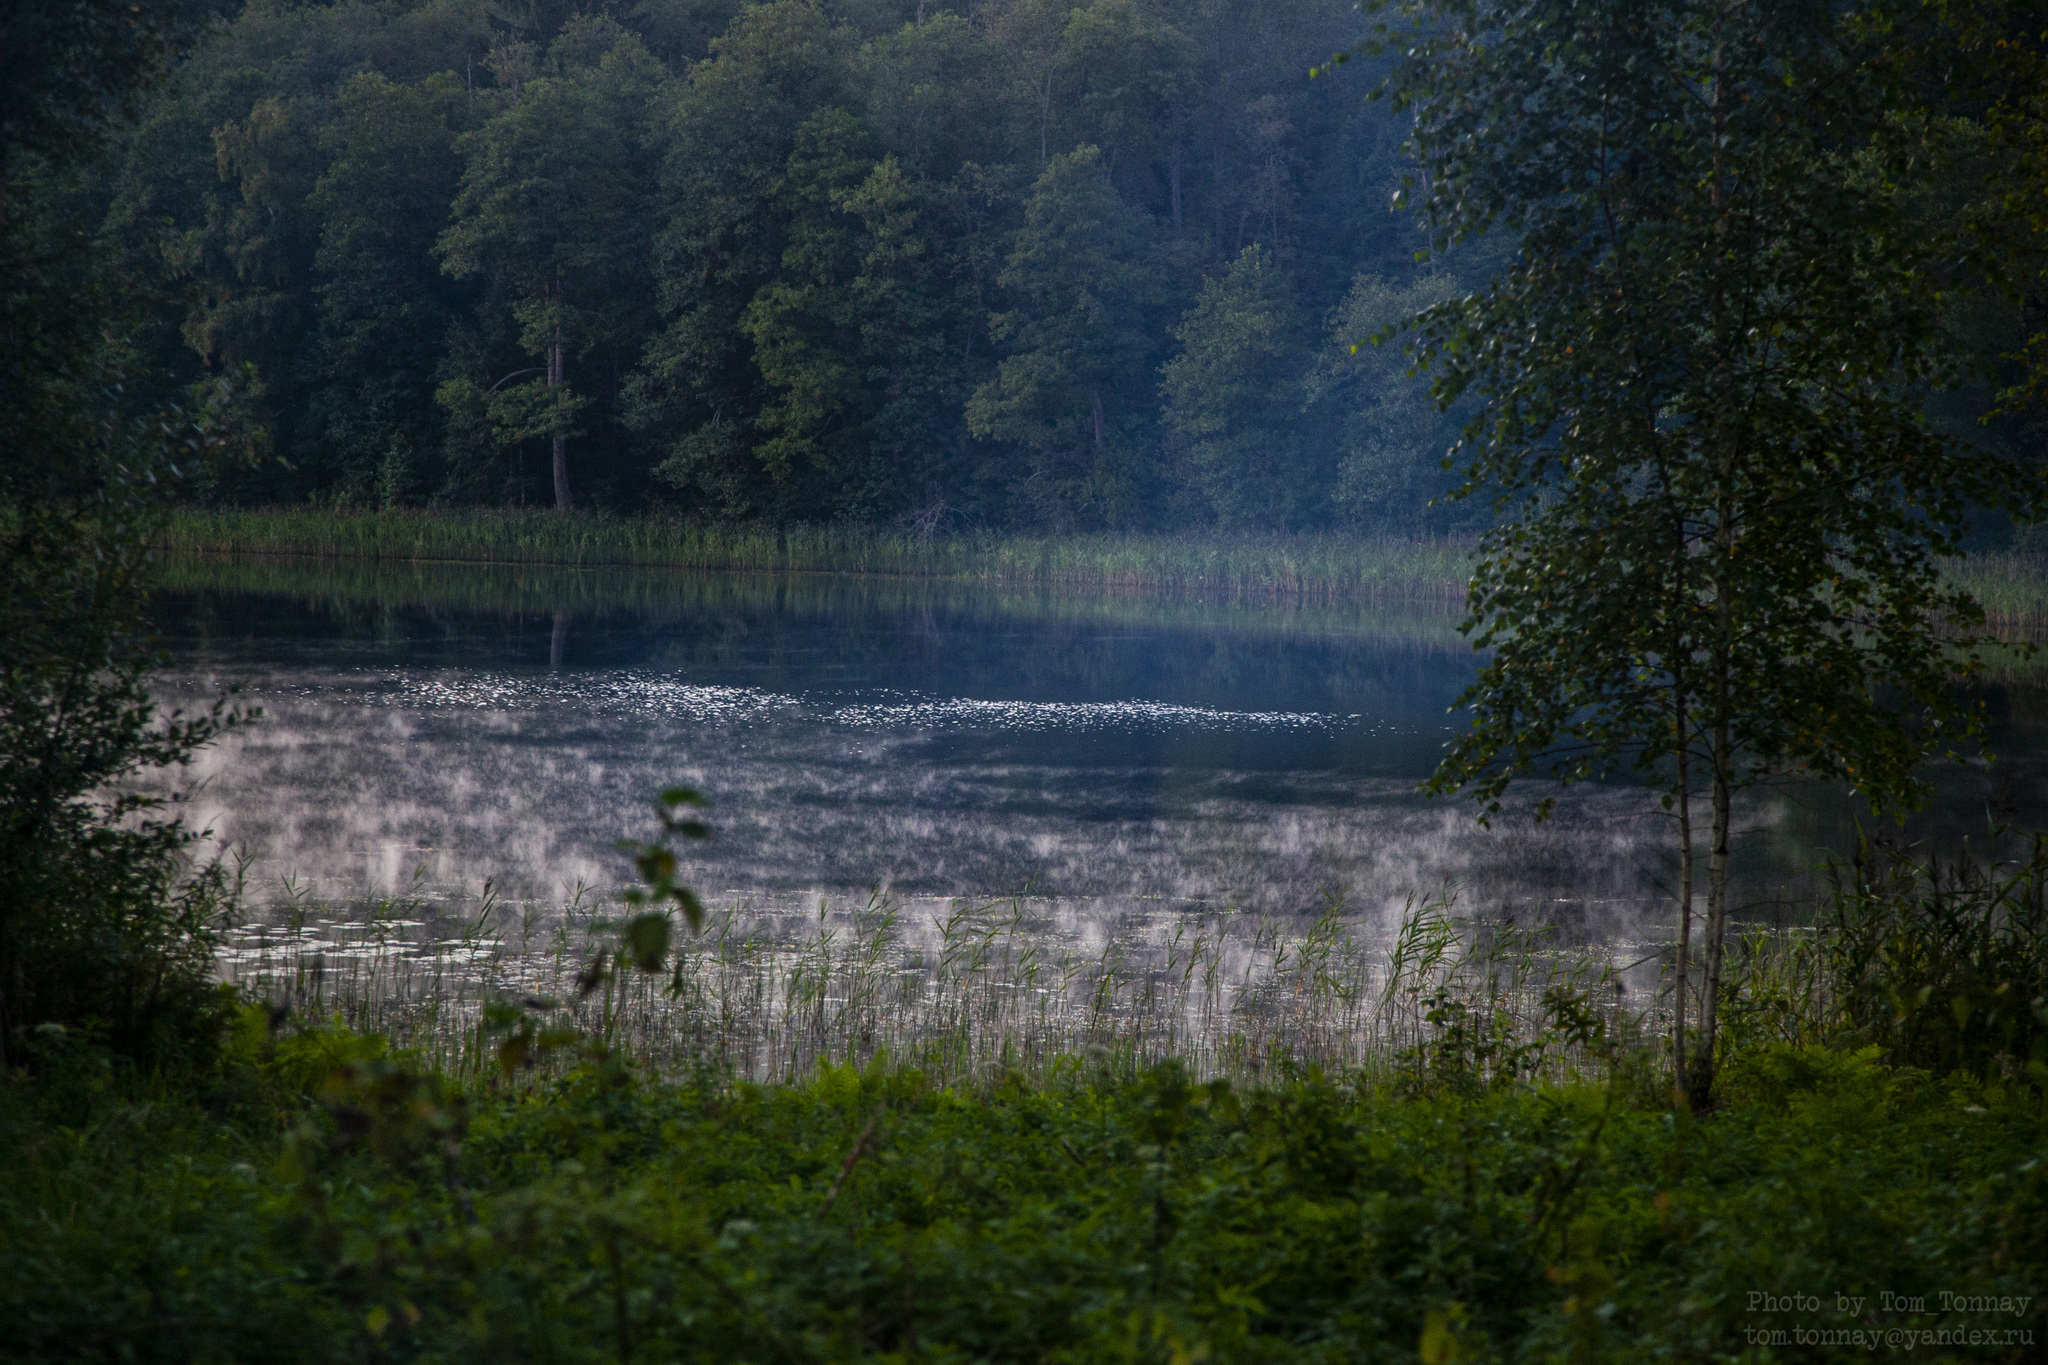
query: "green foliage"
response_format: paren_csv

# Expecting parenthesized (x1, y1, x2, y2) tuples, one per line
(1350, 0, 2048, 1102)
(97, 0, 1497, 529)
(2, 0, 259, 1068)
(1380, 0, 2040, 811)
(437, 14, 672, 508)
(70, 0, 2045, 531)
(1824, 836, 2048, 1083)
(1308, 270, 1464, 527)
(1160, 245, 1319, 529)
(967, 145, 1160, 526)
(0, 2, 224, 167)
(0, 344, 252, 1063)
(4, 1041, 2044, 1363)
(305, 71, 475, 502)
(726, 108, 961, 517)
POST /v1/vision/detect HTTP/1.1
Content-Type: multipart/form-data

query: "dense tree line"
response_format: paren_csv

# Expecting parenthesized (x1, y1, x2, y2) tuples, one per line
(95, 0, 1500, 529)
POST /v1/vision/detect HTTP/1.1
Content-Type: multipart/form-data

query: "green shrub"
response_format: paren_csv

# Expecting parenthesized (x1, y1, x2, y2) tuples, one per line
(1825, 834, 2048, 1083)
(5, 1036, 2042, 1364)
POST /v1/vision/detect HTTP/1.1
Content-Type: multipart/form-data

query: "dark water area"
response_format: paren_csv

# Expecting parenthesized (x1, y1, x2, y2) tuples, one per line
(146, 558, 2048, 951)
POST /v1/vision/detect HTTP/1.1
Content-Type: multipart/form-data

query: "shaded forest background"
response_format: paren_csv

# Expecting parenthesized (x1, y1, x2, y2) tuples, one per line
(52, 0, 2042, 534)
(75, 0, 1502, 530)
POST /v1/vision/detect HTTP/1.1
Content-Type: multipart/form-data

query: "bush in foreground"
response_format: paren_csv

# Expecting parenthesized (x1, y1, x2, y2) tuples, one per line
(3, 1024, 2042, 1364)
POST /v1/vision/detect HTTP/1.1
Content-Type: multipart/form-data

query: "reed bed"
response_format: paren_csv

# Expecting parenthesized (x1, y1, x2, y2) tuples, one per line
(219, 878, 1646, 1088)
(154, 552, 1472, 650)
(162, 509, 1475, 603)
(163, 508, 2048, 630)
(1947, 549, 2048, 633)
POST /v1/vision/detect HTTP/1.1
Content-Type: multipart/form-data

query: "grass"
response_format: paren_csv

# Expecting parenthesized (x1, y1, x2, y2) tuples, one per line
(7, 837, 2045, 1362)
(216, 878, 1632, 1090)
(153, 551, 1473, 652)
(161, 508, 1477, 601)
(1950, 549, 2048, 634)
(162, 507, 2048, 631)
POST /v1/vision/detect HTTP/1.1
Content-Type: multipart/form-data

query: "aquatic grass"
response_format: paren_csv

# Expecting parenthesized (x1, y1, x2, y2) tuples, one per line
(1719, 831, 2048, 1080)
(160, 508, 1476, 601)
(153, 551, 1475, 650)
(1948, 549, 2048, 633)
(217, 880, 1641, 1089)
(160, 511, 2048, 644)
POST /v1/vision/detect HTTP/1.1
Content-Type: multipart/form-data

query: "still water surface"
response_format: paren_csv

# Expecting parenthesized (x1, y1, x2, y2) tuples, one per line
(149, 560, 2047, 952)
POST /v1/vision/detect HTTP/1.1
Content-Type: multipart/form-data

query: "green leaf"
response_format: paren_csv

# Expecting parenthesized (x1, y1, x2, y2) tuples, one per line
(624, 913, 670, 973)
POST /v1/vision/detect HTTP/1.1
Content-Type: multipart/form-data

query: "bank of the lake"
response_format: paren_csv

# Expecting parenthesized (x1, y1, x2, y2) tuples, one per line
(4, 1033, 2042, 1365)
(159, 509, 1479, 602)
(160, 508, 2048, 630)
(152, 550, 1475, 652)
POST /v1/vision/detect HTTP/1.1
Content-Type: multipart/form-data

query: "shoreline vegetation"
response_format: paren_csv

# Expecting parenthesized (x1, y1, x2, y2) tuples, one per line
(10, 1031, 2041, 1364)
(8, 836, 2046, 1362)
(153, 551, 1477, 651)
(161, 507, 2048, 630)
(159, 508, 1480, 602)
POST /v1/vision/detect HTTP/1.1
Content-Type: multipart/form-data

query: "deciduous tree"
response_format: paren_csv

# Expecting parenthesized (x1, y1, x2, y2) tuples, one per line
(1160, 244, 1317, 527)
(1341, 0, 2048, 1105)
(438, 16, 668, 508)
(2, 0, 254, 1067)
(966, 146, 1158, 526)
(307, 71, 475, 502)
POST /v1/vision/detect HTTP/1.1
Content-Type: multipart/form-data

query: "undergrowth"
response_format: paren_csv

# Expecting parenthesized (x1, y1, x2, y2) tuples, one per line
(3, 1019, 2042, 1364)
(10, 817, 2048, 1362)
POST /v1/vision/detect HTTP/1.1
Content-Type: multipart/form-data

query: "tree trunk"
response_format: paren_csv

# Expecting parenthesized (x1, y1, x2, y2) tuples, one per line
(548, 331, 570, 510)
(1668, 482, 1696, 1107)
(1672, 714, 1694, 1107)
(1694, 716, 1732, 1108)
(1040, 70, 1053, 167)
(550, 612, 569, 669)
(1169, 137, 1183, 231)
(1091, 390, 1106, 447)
(1694, 443, 1737, 1108)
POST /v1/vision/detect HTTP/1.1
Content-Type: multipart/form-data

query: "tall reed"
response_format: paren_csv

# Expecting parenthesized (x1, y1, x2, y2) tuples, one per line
(163, 508, 2048, 628)
(219, 879, 1641, 1088)
(162, 509, 1475, 603)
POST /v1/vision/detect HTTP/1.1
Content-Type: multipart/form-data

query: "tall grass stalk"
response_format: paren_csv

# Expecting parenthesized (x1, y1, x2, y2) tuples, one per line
(218, 881, 1639, 1088)
(154, 552, 1474, 661)
(163, 509, 1475, 602)
(163, 508, 2048, 628)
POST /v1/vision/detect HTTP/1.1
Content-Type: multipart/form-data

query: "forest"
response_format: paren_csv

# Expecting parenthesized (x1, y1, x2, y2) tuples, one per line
(74, 0, 2048, 538)
(81, 0, 1513, 529)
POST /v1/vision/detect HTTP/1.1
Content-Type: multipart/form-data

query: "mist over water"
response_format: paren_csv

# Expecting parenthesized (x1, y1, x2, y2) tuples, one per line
(148, 562, 2048, 961)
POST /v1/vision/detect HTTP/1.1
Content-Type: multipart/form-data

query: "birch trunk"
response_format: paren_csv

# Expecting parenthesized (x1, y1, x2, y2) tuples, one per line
(548, 330, 570, 510)
(1695, 714, 1732, 1107)
(1673, 717, 1694, 1106)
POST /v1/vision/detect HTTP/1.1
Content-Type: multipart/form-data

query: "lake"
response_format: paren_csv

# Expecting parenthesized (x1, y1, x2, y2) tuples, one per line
(143, 556, 2048, 1073)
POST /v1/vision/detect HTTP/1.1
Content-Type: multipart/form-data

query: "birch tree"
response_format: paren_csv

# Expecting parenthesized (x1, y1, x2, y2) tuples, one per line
(1339, 0, 2048, 1106)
